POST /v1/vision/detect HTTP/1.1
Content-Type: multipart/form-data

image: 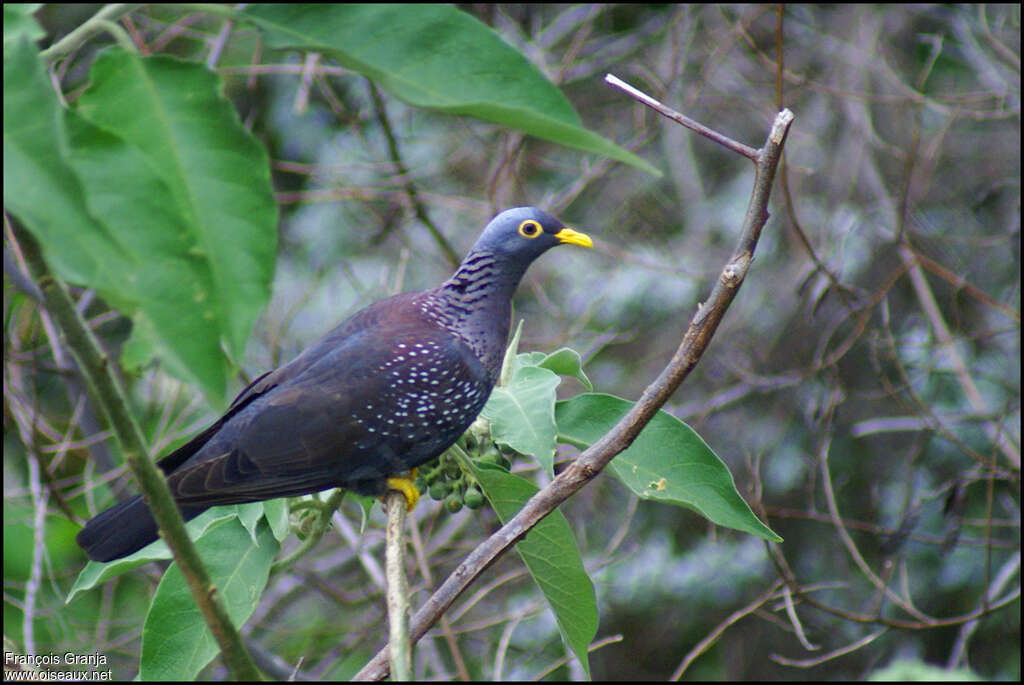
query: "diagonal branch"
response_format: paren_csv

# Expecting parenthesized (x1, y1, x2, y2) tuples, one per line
(355, 82, 795, 680)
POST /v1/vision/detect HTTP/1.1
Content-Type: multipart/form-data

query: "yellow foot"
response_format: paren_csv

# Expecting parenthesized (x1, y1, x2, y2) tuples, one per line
(385, 468, 419, 512)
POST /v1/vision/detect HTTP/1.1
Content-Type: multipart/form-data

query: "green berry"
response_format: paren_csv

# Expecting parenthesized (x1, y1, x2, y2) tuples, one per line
(429, 482, 448, 501)
(464, 487, 485, 509)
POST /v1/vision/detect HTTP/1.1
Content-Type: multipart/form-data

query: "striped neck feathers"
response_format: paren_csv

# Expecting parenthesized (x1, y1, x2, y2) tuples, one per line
(421, 248, 528, 377)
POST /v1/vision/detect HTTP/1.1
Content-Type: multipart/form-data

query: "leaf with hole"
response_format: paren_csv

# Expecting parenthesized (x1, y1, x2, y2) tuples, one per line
(556, 393, 781, 542)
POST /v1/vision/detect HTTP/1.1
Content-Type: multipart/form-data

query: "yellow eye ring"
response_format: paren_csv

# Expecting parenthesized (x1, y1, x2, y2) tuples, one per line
(518, 219, 542, 238)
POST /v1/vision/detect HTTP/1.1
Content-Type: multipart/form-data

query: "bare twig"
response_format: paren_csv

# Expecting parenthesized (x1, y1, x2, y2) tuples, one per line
(771, 628, 887, 668)
(671, 580, 785, 680)
(293, 52, 319, 115)
(781, 583, 819, 651)
(604, 73, 761, 160)
(205, 15, 234, 69)
(816, 391, 934, 623)
(899, 244, 1020, 468)
(947, 550, 1021, 668)
(20, 419, 47, 658)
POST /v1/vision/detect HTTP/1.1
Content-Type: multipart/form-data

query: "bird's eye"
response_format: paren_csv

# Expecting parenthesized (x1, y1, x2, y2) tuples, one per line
(518, 220, 542, 238)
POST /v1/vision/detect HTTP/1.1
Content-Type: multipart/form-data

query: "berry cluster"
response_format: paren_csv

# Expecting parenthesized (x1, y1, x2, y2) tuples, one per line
(414, 436, 513, 513)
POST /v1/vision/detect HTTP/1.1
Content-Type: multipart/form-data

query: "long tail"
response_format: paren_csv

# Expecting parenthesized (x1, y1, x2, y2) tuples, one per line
(76, 496, 206, 562)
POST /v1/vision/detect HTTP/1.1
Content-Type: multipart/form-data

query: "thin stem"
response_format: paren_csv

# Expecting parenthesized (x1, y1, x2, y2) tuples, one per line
(270, 489, 346, 573)
(770, 628, 887, 668)
(671, 580, 785, 680)
(39, 4, 142, 62)
(816, 394, 933, 622)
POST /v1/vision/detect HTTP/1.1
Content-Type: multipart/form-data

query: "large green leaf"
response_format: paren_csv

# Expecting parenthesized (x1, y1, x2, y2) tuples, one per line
(241, 4, 661, 176)
(140, 518, 279, 680)
(483, 344, 593, 475)
(556, 393, 782, 542)
(65, 113, 238, 401)
(66, 506, 248, 602)
(3, 42, 278, 404)
(75, 49, 279, 378)
(481, 362, 561, 476)
(3, 38, 121, 286)
(467, 461, 597, 679)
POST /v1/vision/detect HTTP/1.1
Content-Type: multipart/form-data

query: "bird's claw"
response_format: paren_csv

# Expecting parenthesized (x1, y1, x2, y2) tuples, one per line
(385, 468, 419, 511)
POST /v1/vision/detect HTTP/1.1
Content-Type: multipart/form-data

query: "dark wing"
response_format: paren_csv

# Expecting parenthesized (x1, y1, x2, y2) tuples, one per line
(161, 305, 492, 507)
(153, 292, 420, 477)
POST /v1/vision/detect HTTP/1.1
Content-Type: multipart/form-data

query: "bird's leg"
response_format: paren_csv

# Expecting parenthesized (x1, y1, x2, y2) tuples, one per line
(385, 468, 419, 511)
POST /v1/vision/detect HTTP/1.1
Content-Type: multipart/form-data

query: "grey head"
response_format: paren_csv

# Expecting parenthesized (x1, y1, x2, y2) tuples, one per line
(423, 207, 592, 379)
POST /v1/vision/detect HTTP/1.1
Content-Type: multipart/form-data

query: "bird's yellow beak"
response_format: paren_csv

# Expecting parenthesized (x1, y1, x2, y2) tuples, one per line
(555, 227, 593, 248)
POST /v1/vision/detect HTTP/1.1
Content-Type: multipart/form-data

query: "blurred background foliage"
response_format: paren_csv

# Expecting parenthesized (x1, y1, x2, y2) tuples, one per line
(4, 3, 1020, 681)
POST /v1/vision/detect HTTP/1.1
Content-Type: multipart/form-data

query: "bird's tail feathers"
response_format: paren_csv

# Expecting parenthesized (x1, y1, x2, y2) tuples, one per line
(76, 496, 206, 562)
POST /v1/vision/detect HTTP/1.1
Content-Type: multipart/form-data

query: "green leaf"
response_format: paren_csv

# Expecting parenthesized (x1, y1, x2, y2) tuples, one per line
(263, 499, 291, 542)
(241, 4, 660, 176)
(482, 344, 593, 474)
(3, 4, 45, 46)
(140, 518, 279, 680)
(75, 49, 278, 397)
(66, 506, 259, 602)
(535, 347, 593, 391)
(62, 111, 235, 402)
(467, 461, 596, 679)
(3, 44, 278, 405)
(235, 502, 267, 543)
(481, 364, 560, 476)
(556, 393, 782, 542)
(3, 38, 120, 286)
(499, 319, 525, 387)
(516, 351, 547, 366)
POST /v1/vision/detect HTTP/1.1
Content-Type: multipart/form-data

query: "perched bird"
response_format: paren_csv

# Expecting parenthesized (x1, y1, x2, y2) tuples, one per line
(76, 207, 592, 562)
